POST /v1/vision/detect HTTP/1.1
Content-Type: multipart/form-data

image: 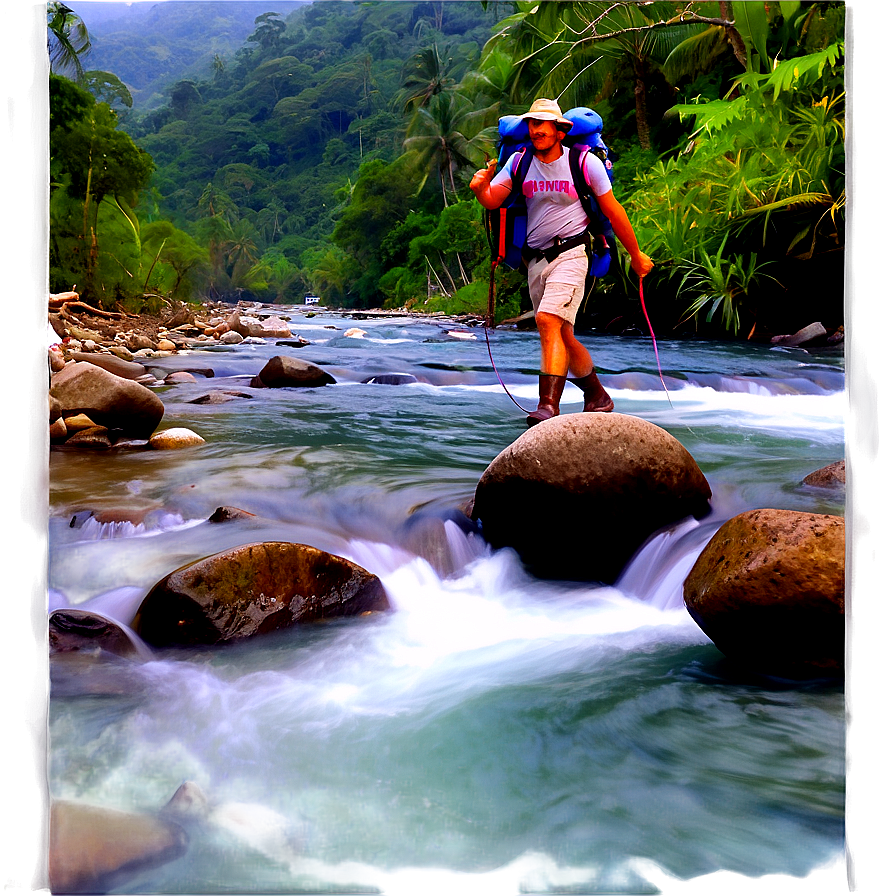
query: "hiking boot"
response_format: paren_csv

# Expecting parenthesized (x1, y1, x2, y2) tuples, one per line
(526, 374, 566, 427)
(570, 369, 614, 412)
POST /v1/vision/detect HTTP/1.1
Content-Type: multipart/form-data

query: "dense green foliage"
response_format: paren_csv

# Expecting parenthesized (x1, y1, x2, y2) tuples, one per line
(49, 1, 845, 337)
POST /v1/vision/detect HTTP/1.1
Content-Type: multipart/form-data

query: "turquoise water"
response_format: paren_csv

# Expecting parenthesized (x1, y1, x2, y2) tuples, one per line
(48, 309, 845, 893)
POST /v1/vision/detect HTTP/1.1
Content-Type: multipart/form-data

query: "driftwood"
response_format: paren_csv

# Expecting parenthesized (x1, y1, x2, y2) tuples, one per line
(48, 293, 125, 320)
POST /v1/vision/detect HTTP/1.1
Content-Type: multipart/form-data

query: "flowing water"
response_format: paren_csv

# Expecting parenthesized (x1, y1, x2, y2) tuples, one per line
(47, 308, 846, 894)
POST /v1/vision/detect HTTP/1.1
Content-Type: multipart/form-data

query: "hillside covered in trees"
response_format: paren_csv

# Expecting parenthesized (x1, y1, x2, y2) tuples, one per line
(49, 0, 845, 340)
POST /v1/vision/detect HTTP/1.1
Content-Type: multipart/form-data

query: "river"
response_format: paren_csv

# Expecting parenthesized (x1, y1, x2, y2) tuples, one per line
(46, 307, 846, 894)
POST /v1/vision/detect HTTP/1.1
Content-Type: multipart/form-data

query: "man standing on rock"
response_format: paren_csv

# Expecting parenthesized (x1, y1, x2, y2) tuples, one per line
(470, 98, 654, 426)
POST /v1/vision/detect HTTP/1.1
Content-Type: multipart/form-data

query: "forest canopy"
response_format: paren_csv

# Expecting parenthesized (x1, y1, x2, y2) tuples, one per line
(49, 0, 845, 339)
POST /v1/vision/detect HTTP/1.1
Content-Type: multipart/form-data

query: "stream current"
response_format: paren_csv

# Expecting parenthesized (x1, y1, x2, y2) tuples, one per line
(47, 308, 846, 894)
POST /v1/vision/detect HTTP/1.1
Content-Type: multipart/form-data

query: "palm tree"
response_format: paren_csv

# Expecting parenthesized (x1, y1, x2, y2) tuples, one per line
(225, 220, 260, 288)
(492, 1, 741, 150)
(398, 43, 459, 113)
(47, 2, 91, 83)
(403, 91, 491, 206)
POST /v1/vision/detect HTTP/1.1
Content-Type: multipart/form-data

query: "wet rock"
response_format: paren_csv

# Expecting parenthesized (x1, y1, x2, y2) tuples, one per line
(250, 355, 336, 388)
(802, 460, 846, 488)
(63, 425, 113, 449)
(363, 373, 418, 385)
(50, 800, 187, 894)
(49, 608, 143, 659)
(208, 505, 257, 523)
(188, 390, 253, 405)
(770, 321, 827, 347)
(275, 338, 311, 349)
(133, 542, 390, 647)
(472, 413, 712, 582)
(50, 361, 165, 439)
(68, 351, 146, 380)
(163, 371, 197, 384)
(683, 509, 845, 678)
(220, 330, 244, 344)
(157, 338, 178, 352)
(149, 427, 205, 450)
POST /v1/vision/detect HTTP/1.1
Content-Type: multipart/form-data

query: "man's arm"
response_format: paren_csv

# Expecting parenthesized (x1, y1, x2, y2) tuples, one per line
(469, 161, 513, 210)
(596, 190, 653, 279)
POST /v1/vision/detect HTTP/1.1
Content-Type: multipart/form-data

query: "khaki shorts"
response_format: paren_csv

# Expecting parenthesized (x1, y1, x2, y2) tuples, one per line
(527, 244, 589, 325)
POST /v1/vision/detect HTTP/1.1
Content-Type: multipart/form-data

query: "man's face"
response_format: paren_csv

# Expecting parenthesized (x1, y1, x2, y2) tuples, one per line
(527, 118, 564, 153)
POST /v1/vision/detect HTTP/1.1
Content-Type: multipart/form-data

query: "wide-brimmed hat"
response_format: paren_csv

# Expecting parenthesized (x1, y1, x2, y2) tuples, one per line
(521, 98, 573, 132)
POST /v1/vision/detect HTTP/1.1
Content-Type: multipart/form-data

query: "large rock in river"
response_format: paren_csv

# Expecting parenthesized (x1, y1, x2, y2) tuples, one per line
(683, 509, 845, 678)
(133, 542, 390, 647)
(250, 355, 336, 388)
(50, 800, 187, 894)
(50, 361, 164, 439)
(472, 413, 711, 582)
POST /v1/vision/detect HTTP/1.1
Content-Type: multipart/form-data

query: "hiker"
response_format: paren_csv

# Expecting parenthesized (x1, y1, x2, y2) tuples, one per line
(470, 98, 654, 426)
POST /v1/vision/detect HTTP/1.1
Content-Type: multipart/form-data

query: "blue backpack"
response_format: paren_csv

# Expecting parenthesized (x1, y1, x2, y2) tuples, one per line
(486, 107, 616, 278)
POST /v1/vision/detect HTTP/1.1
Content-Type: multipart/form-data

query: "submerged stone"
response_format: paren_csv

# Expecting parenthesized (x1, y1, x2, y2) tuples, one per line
(50, 801, 187, 894)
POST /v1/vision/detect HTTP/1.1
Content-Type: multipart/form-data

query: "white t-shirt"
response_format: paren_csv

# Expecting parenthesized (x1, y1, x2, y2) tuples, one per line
(492, 146, 612, 250)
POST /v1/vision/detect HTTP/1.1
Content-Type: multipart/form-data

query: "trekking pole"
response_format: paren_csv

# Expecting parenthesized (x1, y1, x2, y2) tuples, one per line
(638, 275, 674, 408)
(484, 257, 535, 415)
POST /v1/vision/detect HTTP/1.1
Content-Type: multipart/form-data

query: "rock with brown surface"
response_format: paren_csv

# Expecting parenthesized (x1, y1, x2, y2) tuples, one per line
(49, 800, 187, 894)
(250, 355, 336, 388)
(149, 427, 205, 450)
(683, 509, 845, 678)
(50, 361, 164, 439)
(49, 608, 144, 659)
(802, 460, 846, 488)
(133, 542, 390, 647)
(472, 413, 712, 582)
(68, 352, 146, 380)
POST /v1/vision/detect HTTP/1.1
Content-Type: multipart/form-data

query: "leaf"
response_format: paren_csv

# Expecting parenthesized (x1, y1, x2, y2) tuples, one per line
(732, 0, 770, 72)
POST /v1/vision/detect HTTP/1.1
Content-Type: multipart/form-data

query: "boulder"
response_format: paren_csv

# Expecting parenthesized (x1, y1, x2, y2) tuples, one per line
(157, 338, 178, 353)
(770, 321, 827, 347)
(63, 425, 113, 449)
(149, 427, 205, 450)
(133, 542, 390, 647)
(472, 413, 712, 582)
(244, 315, 292, 338)
(275, 338, 311, 349)
(220, 330, 244, 344)
(49, 394, 62, 423)
(50, 361, 164, 438)
(683, 509, 845, 678)
(50, 800, 187, 894)
(226, 311, 250, 337)
(802, 460, 846, 488)
(251, 355, 336, 388)
(49, 608, 143, 659)
(163, 371, 197, 384)
(68, 351, 146, 380)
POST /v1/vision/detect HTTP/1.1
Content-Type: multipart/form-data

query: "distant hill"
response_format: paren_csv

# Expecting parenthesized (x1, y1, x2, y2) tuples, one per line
(67, 1, 309, 110)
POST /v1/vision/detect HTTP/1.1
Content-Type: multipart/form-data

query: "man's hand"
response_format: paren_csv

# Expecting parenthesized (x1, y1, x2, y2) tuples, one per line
(469, 159, 497, 195)
(631, 251, 654, 279)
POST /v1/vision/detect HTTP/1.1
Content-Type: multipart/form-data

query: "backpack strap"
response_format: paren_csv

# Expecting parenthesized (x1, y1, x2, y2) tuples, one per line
(568, 145, 593, 217)
(508, 146, 534, 198)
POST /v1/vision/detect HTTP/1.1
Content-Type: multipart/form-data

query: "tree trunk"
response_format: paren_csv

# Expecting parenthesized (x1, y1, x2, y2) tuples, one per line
(633, 56, 651, 151)
(719, 0, 748, 68)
